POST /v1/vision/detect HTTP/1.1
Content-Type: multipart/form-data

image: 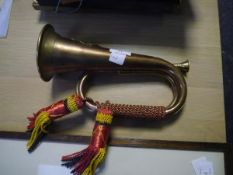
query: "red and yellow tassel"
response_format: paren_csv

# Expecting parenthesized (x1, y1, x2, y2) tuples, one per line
(27, 94, 84, 151)
(62, 108, 113, 175)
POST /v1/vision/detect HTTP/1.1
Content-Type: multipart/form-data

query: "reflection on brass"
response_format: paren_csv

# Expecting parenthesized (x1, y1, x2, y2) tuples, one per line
(37, 24, 189, 115)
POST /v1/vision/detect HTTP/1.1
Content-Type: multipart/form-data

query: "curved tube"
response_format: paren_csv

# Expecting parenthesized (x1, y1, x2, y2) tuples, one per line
(37, 24, 189, 116)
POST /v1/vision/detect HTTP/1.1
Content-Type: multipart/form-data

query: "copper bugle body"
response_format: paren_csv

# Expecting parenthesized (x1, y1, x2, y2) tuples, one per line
(37, 24, 189, 115)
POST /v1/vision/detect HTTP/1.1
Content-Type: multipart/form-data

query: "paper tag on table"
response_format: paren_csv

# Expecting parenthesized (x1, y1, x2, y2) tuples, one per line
(109, 48, 131, 65)
(0, 0, 13, 38)
(192, 156, 214, 175)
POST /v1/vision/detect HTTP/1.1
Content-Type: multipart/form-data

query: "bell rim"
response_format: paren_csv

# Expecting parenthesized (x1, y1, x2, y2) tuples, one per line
(37, 24, 54, 81)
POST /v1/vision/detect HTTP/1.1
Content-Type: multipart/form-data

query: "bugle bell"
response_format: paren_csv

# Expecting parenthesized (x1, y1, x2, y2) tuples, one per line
(37, 24, 189, 115)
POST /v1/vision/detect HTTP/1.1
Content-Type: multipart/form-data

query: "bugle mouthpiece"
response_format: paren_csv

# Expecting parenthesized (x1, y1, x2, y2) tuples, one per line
(174, 60, 190, 73)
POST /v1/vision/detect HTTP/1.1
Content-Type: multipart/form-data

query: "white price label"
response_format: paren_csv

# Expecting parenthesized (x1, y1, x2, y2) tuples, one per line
(109, 49, 131, 65)
(110, 49, 131, 56)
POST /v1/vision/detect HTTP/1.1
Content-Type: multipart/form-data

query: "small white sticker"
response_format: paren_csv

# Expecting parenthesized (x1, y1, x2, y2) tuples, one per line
(191, 157, 214, 175)
(109, 49, 131, 65)
(110, 49, 131, 56)
(199, 161, 214, 175)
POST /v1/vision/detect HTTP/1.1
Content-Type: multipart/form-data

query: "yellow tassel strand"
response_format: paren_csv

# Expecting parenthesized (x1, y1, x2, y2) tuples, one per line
(27, 111, 51, 150)
(82, 147, 106, 175)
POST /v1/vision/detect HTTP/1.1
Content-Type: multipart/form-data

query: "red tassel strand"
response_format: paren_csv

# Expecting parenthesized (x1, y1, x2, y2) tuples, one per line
(62, 108, 113, 175)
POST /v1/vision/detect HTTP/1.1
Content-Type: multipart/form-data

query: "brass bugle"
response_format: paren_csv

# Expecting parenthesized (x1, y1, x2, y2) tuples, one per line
(37, 24, 189, 115)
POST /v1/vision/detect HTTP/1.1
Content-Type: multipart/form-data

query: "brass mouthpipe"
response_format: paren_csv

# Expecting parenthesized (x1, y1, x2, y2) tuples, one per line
(37, 24, 189, 115)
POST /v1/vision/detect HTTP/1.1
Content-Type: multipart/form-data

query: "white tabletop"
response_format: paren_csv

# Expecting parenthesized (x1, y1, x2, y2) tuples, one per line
(0, 138, 225, 175)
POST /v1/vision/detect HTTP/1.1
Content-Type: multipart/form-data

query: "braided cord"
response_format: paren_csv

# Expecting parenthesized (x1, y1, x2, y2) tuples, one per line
(96, 101, 166, 119)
